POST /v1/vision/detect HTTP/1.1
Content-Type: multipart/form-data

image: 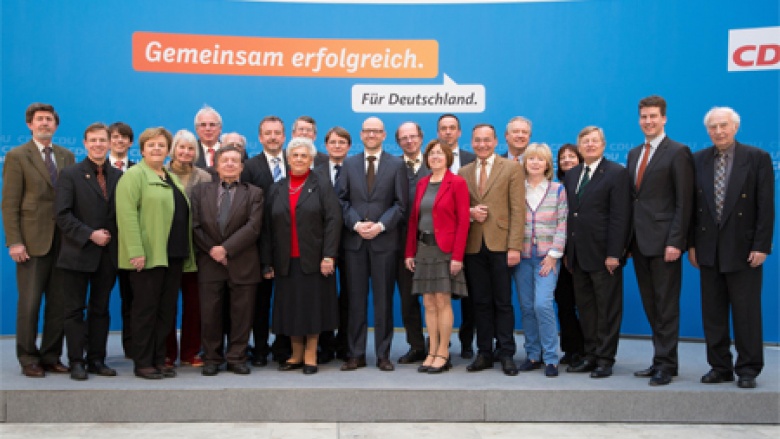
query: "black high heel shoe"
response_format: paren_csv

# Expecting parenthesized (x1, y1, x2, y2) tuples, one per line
(427, 355, 452, 374)
(418, 355, 435, 373)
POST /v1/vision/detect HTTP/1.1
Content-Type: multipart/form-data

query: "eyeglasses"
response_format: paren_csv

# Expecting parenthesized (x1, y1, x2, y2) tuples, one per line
(362, 129, 384, 135)
(197, 122, 220, 128)
(224, 143, 244, 149)
(399, 135, 420, 143)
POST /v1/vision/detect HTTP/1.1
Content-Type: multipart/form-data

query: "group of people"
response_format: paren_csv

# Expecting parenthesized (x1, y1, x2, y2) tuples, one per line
(2, 97, 773, 389)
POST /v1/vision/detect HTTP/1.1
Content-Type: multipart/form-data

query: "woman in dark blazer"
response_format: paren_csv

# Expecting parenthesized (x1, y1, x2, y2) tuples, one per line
(261, 137, 342, 375)
(404, 140, 470, 374)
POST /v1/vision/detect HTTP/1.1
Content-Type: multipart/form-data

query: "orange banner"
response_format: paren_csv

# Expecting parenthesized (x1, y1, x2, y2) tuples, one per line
(132, 32, 438, 78)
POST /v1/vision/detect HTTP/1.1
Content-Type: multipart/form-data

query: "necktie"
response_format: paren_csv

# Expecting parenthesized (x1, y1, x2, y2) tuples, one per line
(577, 165, 591, 199)
(333, 164, 342, 186)
(115, 160, 124, 171)
(218, 182, 234, 236)
(635, 143, 651, 189)
(406, 160, 415, 169)
(366, 156, 376, 193)
(715, 152, 727, 223)
(96, 166, 107, 199)
(207, 148, 216, 167)
(43, 146, 58, 186)
(272, 157, 282, 182)
(478, 159, 488, 196)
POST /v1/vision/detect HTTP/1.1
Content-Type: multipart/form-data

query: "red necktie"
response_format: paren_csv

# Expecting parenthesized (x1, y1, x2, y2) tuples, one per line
(208, 148, 216, 167)
(115, 160, 124, 170)
(635, 143, 651, 189)
(97, 166, 107, 199)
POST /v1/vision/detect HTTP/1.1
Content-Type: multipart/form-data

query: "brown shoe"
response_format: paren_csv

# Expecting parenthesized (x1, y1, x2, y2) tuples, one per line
(42, 361, 69, 374)
(377, 358, 395, 372)
(340, 356, 367, 371)
(22, 364, 45, 378)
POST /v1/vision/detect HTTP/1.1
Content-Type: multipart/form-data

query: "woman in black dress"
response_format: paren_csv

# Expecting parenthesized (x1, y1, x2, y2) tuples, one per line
(262, 137, 342, 375)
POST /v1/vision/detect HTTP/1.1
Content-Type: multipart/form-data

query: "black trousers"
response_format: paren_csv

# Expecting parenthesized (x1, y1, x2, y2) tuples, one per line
(128, 260, 183, 369)
(572, 263, 623, 367)
(554, 265, 584, 356)
(252, 278, 290, 360)
(396, 253, 425, 351)
(463, 241, 516, 358)
(200, 279, 256, 365)
(319, 254, 350, 356)
(116, 269, 134, 357)
(62, 250, 117, 364)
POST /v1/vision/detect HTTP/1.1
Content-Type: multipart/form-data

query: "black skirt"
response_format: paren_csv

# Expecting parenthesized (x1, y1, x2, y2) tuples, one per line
(272, 258, 339, 336)
(411, 241, 468, 297)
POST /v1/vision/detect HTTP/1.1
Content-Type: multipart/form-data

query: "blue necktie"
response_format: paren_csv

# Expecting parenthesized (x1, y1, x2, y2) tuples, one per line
(272, 157, 282, 183)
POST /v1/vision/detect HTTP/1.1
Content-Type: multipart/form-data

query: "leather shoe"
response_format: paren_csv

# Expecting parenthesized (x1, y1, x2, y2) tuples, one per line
(70, 362, 88, 381)
(567, 359, 597, 373)
(202, 364, 219, 376)
(87, 361, 117, 377)
(159, 366, 177, 378)
(135, 367, 163, 380)
(545, 363, 559, 377)
(737, 376, 756, 389)
(22, 364, 45, 378)
(317, 350, 335, 364)
(303, 364, 318, 375)
(377, 358, 395, 371)
(700, 369, 735, 384)
(427, 356, 452, 374)
(460, 347, 475, 359)
(466, 354, 494, 372)
(227, 363, 251, 375)
(634, 366, 655, 377)
(279, 361, 304, 371)
(42, 361, 69, 374)
(340, 356, 367, 371)
(500, 357, 519, 376)
(649, 370, 672, 386)
(517, 359, 542, 372)
(559, 352, 582, 365)
(590, 365, 613, 378)
(251, 357, 268, 367)
(397, 349, 427, 364)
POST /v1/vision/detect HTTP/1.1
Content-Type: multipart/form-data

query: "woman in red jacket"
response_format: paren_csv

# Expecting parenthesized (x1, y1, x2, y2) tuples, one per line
(404, 140, 470, 374)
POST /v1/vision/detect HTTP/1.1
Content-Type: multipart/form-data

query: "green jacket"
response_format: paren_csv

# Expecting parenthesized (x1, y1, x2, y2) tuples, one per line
(116, 159, 196, 272)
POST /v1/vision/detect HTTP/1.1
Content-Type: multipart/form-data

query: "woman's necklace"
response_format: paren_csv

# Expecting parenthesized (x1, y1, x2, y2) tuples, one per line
(289, 176, 307, 195)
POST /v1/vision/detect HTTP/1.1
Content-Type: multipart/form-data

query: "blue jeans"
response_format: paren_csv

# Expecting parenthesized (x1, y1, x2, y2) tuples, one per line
(513, 246, 560, 365)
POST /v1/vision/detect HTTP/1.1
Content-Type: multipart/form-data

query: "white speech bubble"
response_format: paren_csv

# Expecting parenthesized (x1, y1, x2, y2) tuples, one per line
(352, 74, 486, 113)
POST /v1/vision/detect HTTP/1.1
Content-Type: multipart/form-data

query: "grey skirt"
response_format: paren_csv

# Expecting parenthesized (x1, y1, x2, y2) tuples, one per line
(411, 241, 468, 297)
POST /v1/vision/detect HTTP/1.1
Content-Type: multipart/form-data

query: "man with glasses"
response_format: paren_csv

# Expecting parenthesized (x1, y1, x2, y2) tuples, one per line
(194, 105, 223, 169)
(292, 115, 329, 167)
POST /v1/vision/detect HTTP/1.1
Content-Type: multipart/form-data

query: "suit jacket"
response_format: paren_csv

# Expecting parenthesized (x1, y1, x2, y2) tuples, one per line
(262, 171, 342, 276)
(2, 140, 75, 255)
(564, 158, 631, 272)
(398, 157, 432, 247)
(458, 154, 525, 254)
(456, 148, 476, 170)
(241, 152, 289, 197)
(313, 152, 329, 168)
(627, 136, 694, 256)
(404, 171, 471, 262)
(55, 159, 121, 271)
(191, 180, 264, 284)
(194, 140, 212, 169)
(336, 151, 409, 252)
(690, 142, 774, 272)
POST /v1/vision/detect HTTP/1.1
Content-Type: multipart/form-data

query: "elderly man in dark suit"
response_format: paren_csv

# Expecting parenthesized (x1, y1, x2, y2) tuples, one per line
(627, 96, 694, 386)
(337, 116, 408, 372)
(192, 146, 264, 376)
(193, 105, 223, 169)
(2, 102, 75, 378)
(458, 124, 525, 376)
(55, 123, 122, 380)
(564, 126, 631, 379)
(689, 107, 774, 389)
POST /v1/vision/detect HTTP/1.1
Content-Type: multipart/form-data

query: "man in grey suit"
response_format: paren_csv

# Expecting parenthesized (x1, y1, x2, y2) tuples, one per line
(337, 117, 408, 371)
(627, 96, 694, 386)
(2, 102, 75, 377)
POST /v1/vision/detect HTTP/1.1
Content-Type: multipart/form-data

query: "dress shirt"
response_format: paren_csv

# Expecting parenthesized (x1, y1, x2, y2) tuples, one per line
(109, 155, 129, 172)
(634, 133, 666, 180)
(364, 149, 382, 172)
(328, 160, 343, 186)
(204, 142, 221, 167)
(476, 153, 496, 181)
(34, 139, 56, 166)
(263, 151, 286, 179)
(577, 156, 603, 192)
(449, 145, 462, 172)
(507, 151, 524, 163)
(403, 153, 423, 174)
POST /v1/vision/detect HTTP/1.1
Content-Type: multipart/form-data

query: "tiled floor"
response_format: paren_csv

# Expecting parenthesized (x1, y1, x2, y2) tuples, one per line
(0, 422, 777, 438)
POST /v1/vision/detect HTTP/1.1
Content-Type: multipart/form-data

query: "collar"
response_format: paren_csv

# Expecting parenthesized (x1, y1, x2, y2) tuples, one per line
(33, 138, 52, 152)
(714, 143, 736, 157)
(583, 156, 603, 172)
(645, 132, 666, 150)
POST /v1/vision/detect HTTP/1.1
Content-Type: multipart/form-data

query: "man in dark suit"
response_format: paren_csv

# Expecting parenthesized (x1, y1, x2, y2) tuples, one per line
(55, 123, 122, 380)
(627, 96, 694, 386)
(337, 116, 408, 371)
(458, 124, 525, 376)
(437, 113, 476, 359)
(292, 115, 329, 167)
(241, 115, 290, 366)
(313, 127, 352, 363)
(564, 126, 631, 379)
(395, 121, 430, 364)
(108, 121, 136, 357)
(192, 146, 264, 376)
(689, 107, 774, 389)
(2, 102, 75, 377)
(193, 105, 222, 169)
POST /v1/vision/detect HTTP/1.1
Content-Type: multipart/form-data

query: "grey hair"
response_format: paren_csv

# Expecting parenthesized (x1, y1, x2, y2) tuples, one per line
(170, 129, 200, 161)
(506, 116, 533, 134)
(193, 104, 222, 127)
(286, 137, 317, 158)
(220, 132, 246, 147)
(703, 107, 741, 127)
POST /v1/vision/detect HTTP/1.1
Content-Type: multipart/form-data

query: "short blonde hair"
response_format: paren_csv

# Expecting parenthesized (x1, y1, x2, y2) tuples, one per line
(577, 126, 605, 146)
(522, 143, 554, 181)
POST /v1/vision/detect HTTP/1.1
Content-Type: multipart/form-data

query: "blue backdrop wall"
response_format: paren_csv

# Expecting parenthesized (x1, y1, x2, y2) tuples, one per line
(1, 0, 778, 342)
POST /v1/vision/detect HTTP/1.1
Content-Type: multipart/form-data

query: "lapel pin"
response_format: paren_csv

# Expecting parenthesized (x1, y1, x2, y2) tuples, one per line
(85, 174, 91, 179)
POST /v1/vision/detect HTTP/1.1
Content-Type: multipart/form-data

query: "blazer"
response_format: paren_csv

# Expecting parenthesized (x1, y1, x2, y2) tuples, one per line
(690, 142, 774, 272)
(165, 164, 213, 197)
(55, 159, 122, 271)
(2, 141, 75, 255)
(563, 158, 631, 272)
(313, 151, 329, 168)
(262, 171, 342, 276)
(191, 180, 264, 284)
(336, 151, 409, 252)
(404, 171, 471, 262)
(458, 154, 525, 254)
(194, 140, 212, 169)
(241, 152, 288, 197)
(458, 148, 476, 168)
(627, 136, 694, 256)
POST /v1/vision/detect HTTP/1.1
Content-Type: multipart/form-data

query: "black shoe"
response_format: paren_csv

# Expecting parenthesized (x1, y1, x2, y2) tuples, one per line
(427, 356, 452, 374)
(251, 357, 268, 367)
(700, 369, 735, 384)
(649, 370, 672, 386)
(634, 366, 655, 377)
(202, 364, 219, 376)
(303, 364, 318, 375)
(466, 354, 494, 372)
(70, 362, 88, 381)
(279, 361, 304, 372)
(461, 347, 475, 359)
(227, 363, 251, 375)
(398, 349, 427, 364)
(159, 366, 177, 378)
(500, 357, 519, 376)
(590, 365, 613, 378)
(87, 361, 117, 377)
(545, 363, 559, 377)
(418, 355, 435, 373)
(559, 352, 582, 365)
(517, 359, 543, 372)
(737, 376, 756, 389)
(317, 350, 336, 365)
(567, 359, 597, 373)
(135, 367, 163, 380)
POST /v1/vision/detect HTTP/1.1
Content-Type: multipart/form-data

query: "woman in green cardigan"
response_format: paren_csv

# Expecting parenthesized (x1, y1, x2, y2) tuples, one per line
(116, 127, 196, 380)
